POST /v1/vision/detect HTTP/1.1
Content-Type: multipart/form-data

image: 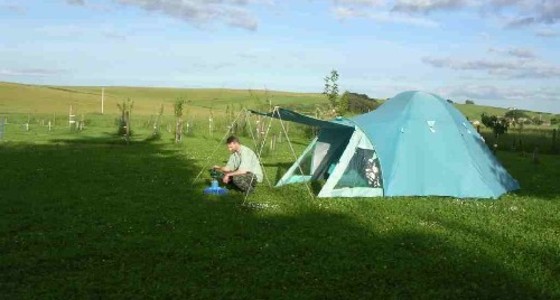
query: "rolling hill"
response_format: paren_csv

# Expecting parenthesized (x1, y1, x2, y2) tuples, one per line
(0, 81, 553, 122)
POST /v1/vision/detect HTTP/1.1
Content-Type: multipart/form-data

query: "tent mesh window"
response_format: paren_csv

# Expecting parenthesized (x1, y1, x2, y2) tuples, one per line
(335, 148, 382, 188)
(293, 144, 316, 176)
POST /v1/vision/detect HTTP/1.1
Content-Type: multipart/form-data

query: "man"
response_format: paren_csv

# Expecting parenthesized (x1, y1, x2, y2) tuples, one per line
(213, 136, 263, 193)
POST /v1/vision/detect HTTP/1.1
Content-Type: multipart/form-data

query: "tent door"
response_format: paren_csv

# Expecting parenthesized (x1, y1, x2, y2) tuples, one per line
(318, 129, 384, 197)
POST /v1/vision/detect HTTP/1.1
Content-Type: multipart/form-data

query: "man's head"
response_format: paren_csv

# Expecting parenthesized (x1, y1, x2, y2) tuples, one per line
(226, 135, 241, 153)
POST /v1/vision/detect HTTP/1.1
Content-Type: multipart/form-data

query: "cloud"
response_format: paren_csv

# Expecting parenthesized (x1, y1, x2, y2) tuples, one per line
(392, 0, 469, 14)
(330, 0, 560, 28)
(103, 32, 127, 41)
(66, 0, 85, 5)
(0, 3, 26, 13)
(506, 48, 536, 59)
(535, 28, 559, 37)
(422, 56, 560, 78)
(0, 68, 66, 76)
(488, 47, 536, 59)
(36, 25, 85, 37)
(332, 0, 386, 7)
(333, 6, 439, 27)
(489, 0, 560, 27)
(67, 0, 264, 31)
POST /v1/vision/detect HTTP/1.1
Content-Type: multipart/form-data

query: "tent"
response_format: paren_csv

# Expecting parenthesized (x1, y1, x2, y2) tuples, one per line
(253, 91, 520, 199)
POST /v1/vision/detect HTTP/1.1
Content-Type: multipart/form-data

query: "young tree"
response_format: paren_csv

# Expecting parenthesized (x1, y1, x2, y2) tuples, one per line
(174, 98, 188, 143)
(323, 69, 342, 115)
(117, 98, 134, 142)
(481, 113, 508, 138)
(152, 104, 164, 138)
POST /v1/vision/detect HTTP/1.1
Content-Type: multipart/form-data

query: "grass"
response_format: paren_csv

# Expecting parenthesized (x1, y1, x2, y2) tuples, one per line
(1, 122, 559, 299)
(0, 81, 326, 116)
(3, 81, 557, 122)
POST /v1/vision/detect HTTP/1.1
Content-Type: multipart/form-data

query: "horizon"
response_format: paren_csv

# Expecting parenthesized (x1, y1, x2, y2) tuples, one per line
(1, 1, 559, 113)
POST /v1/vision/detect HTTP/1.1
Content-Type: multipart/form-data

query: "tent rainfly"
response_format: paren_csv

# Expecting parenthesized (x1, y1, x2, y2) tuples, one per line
(252, 91, 520, 199)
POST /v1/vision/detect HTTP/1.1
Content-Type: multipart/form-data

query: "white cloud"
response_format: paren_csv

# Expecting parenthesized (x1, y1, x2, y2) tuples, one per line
(0, 68, 66, 76)
(535, 28, 559, 37)
(67, 0, 266, 31)
(66, 0, 85, 5)
(488, 47, 536, 59)
(331, 0, 560, 29)
(392, 0, 470, 14)
(333, 6, 439, 27)
(422, 56, 560, 78)
(0, 3, 26, 13)
(333, 0, 386, 7)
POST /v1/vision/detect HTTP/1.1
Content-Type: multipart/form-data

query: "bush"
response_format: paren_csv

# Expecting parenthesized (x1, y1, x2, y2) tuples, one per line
(343, 91, 380, 114)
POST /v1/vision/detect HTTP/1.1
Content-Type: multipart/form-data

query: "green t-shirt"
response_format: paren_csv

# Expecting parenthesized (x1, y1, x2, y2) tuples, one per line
(226, 145, 263, 182)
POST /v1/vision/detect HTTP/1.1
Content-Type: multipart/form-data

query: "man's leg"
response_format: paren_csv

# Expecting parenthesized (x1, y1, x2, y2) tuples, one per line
(232, 173, 258, 193)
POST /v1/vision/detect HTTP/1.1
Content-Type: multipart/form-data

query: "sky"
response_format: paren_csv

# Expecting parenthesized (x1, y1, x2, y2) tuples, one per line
(1, 0, 560, 113)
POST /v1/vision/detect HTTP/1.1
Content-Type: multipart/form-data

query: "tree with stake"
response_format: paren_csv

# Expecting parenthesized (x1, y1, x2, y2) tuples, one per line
(174, 98, 188, 143)
(152, 104, 164, 138)
(117, 98, 134, 142)
(323, 69, 348, 116)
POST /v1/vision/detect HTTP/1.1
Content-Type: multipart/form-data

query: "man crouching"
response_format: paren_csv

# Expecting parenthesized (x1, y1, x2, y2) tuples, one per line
(213, 136, 263, 193)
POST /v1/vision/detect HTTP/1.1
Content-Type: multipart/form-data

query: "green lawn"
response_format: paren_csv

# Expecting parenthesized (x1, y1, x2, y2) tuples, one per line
(1, 123, 559, 299)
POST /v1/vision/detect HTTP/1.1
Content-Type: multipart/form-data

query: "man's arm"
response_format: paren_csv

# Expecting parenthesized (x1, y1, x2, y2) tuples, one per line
(213, 165, 232, 172)
(224, 169, 248, 177)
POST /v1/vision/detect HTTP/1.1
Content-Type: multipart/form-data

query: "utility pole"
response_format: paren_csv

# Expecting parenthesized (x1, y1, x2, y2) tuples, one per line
(101, 87, 105, 115)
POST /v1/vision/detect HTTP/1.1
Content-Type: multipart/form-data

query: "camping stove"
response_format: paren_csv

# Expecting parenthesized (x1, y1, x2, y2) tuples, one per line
(203, 169, 228, 195)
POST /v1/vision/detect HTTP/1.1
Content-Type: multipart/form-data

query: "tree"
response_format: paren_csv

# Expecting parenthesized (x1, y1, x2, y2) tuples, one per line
(481, 113, 508, 138)
(465, 99, 475, 105)
(343, 91, 380, 113)
(504, 109, 529, 121)
(174, 98, 188, 143)
(117, 98, 134, 142)
(323, 69, 342, 115)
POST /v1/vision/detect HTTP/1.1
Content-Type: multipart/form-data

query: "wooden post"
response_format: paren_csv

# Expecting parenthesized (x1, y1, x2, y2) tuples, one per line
(69, 105, 76, 129)
(48, 121, 52, 132)
(209, 118, 212, 137)
(101, 87, 104, 115)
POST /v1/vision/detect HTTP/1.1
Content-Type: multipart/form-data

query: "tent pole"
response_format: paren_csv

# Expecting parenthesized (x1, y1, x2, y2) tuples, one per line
(275, 107, 315, 199)
(247, 111, 273, 188)
(193, 108, 246, 184)
(242, 109, 275, 204)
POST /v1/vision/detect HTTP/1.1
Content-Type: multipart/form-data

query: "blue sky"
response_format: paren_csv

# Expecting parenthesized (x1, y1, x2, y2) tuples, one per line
(1, 0, 559, 113)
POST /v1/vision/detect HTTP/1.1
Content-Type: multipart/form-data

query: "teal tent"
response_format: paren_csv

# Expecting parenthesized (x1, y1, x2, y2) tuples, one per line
(253, 91, 519, 199)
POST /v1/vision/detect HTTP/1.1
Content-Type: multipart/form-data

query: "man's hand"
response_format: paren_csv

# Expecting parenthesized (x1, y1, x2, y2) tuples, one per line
(213, 165, 222, 171)
(222, 174, 231, 184)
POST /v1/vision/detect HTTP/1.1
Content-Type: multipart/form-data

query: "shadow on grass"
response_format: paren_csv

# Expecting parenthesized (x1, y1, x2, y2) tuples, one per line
(0, 136, 556, 299)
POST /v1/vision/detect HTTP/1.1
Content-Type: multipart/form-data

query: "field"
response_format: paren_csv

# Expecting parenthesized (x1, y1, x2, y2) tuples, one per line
(1, 82, 559, 299)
